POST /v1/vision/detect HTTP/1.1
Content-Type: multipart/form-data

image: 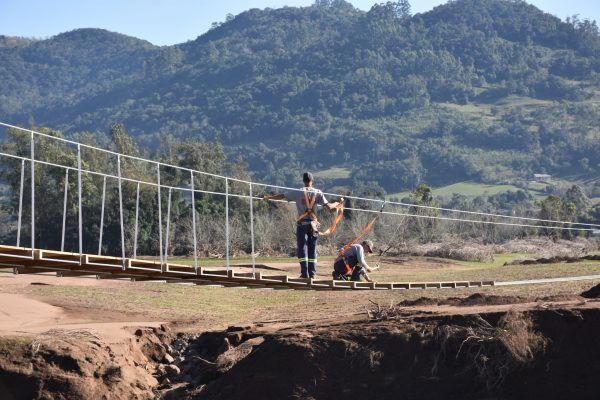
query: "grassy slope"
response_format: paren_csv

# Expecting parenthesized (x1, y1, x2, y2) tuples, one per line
(323, 93, 599, 202)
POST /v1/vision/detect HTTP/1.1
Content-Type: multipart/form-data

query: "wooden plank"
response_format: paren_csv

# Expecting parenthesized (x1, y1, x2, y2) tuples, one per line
(259, 274, 290, 283)
(0, 245, 36, 260)
(374, 282, 392, 290)
(232, 272, 257, 278)
(164, 264, 197, 275)
(0, 245, 31, 251)
(37, 250, 81, 265)
(0, 245, 35, 257)
(426, 282, 442, 289)
(391, 283, 410, 290)
(128, 259, 163, 272)
(310, 279, 334, 288)
(129, 258, 162, 267)
(332, 280, 351, 288)
(166, 263, 196, 274)
(409, 283, 427, 289)
(306, 278, 332, 288)
(56, 271, 99, 278)
(38, 249, 80, 260)
(200, 269, 228, 277)
(83, 254, 125, 269)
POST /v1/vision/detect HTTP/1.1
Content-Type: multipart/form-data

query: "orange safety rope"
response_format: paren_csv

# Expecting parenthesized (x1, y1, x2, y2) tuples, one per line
(336, 202, 386, 259)
(319, 203, 344, 237)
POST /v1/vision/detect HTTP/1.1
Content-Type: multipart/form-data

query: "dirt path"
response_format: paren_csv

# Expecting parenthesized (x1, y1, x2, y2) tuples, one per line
(0, 293, 65, 333)
(0, 291, 163, 342)
(0, 272, 166, 342)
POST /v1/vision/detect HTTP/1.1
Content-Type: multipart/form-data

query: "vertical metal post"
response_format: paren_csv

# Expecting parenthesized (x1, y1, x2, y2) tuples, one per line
(157, 164, 164, 271)
(98, 176, 106, 255)
(77, 144, 82, 262)
(249, 183, 256, 277)
(133, 182, 140, 259)
(16, 160, 24, 247)
(117, 155, 126, 269)
(30, 132, 35, 255)
(61, 169, 69, 252)
(190, 171, 198, 274)
(164, 187, 172, 265)
(225, 178, 230, 271)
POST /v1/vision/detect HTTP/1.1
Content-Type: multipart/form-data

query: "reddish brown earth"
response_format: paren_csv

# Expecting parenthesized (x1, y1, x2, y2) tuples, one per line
(0, 325, 172, 400)
(1, 277, 600, 399)
(163, 306, 600, 400)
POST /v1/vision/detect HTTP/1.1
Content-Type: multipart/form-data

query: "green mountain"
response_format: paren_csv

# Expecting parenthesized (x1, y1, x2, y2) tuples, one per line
(1, 0, 599, 193)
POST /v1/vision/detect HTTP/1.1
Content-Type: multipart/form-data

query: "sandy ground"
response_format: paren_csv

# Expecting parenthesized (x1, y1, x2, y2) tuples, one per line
(0, 273, 163, 342)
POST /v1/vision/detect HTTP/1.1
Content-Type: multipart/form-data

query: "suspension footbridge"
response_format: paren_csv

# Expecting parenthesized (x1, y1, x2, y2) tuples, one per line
(0, 122, 598, 291)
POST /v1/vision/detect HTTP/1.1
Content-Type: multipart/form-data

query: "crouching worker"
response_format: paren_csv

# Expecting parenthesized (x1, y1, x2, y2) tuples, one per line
(332, 240, 379, 282)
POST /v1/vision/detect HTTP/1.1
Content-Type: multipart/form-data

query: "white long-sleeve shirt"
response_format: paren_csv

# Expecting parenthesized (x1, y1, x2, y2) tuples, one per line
(337, 244, 370, 270)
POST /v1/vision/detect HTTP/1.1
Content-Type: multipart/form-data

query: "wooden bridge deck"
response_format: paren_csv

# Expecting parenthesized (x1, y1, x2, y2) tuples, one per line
(0, 245, 495, 291)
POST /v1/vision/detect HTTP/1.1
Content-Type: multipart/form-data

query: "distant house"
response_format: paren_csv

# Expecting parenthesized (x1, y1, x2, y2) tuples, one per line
(533, 173, 552, 183)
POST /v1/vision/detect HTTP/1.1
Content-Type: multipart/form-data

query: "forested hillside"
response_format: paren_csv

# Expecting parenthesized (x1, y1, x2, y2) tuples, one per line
(1, 0, 599, 194)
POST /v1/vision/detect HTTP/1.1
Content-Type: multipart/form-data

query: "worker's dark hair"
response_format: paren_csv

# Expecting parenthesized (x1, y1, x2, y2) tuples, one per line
(303, 172, 313, 184)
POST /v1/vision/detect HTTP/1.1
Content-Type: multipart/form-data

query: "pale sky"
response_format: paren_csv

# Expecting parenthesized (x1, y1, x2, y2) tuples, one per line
(1, 0, 598, 46)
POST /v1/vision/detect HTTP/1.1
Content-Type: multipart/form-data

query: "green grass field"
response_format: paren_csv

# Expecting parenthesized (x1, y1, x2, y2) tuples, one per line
(387, 181, 547, 201)
(315, 167, 351, 180)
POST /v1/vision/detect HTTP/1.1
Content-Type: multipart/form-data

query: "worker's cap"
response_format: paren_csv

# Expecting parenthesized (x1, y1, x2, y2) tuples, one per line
(362, 240, 374, 253)
(303, 172, 314, 182)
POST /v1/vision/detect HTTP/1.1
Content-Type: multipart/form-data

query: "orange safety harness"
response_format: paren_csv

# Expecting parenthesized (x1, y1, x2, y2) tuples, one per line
(296, 187, 344, 237)
(336, 202, 385, 276)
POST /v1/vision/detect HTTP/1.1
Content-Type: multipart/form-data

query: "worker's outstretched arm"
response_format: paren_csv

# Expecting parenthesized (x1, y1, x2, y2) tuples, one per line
(324, 197, 344, 211)
(357, 249, 379, 273)
(263, 193, 285, 201)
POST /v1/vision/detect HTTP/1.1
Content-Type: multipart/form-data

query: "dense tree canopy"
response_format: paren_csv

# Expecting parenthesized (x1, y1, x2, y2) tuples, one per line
(0, 0, 599, 193)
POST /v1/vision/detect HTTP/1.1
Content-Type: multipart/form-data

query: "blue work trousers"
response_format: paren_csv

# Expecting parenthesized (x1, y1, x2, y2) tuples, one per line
(333, 259, 365, 281)
(297, 223, 318, 278)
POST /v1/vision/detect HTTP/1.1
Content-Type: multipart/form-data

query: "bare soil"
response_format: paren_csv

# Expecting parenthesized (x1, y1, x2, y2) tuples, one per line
(162, 307, 600, 400)
(0, 325, 173, 400)
(0, 258, 599, 399)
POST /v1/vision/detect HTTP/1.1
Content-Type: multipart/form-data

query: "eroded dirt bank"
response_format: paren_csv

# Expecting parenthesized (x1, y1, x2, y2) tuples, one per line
(0, 325, 173, 400)
(1, 298, 599, 399)
(164, 307, 600, 400)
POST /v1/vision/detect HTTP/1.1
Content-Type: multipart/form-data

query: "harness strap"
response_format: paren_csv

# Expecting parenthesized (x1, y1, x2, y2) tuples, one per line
(295, 188, 345, 237)
(342, 257, 353, 275)
(296, 187, 317, 222)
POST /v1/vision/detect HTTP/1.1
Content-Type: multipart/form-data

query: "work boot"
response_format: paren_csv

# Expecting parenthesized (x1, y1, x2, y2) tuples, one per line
(332, 271, 345, 281)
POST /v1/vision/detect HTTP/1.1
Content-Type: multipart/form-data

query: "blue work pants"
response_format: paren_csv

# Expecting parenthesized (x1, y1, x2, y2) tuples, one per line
(296, 223, 318, 278)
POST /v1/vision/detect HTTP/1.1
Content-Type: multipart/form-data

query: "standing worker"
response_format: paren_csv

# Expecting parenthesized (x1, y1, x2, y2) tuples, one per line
(264, 172, 343, 278)
(332, 240, 379, 282)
